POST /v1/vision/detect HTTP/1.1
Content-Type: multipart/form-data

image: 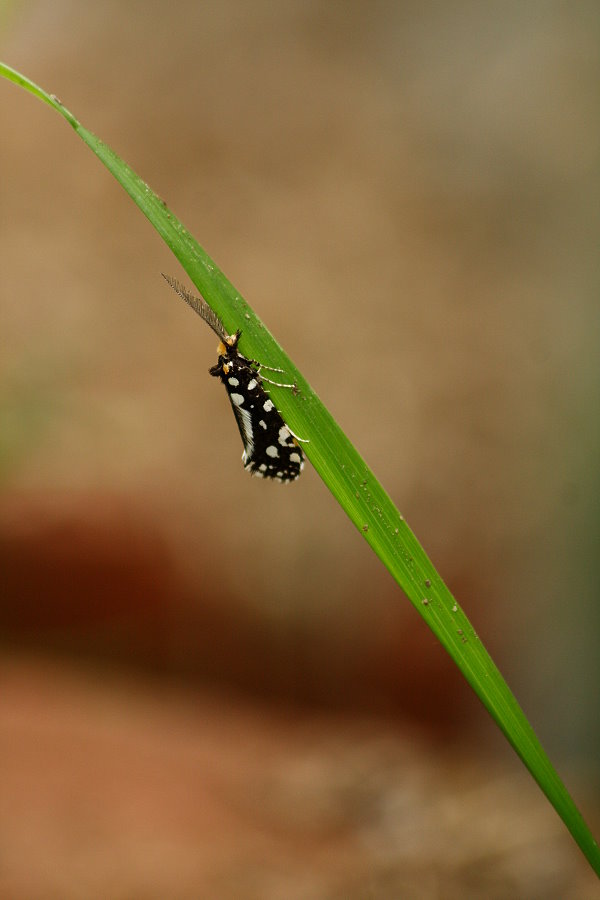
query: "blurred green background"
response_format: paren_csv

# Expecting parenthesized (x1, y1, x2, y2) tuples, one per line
(1, 2, 599, 897)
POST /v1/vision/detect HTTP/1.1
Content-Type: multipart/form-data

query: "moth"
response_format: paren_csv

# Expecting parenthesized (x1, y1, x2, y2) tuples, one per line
(163, 275, 306, 482)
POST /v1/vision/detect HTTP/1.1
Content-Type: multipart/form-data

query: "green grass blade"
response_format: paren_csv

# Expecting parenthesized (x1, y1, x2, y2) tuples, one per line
(2, 61, 598, 875)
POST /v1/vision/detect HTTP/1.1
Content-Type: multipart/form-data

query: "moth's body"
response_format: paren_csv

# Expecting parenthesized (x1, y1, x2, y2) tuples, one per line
(163, 275, 305, 482)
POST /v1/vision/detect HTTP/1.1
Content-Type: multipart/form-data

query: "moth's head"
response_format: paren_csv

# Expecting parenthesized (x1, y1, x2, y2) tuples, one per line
(217, 329, 241, 357)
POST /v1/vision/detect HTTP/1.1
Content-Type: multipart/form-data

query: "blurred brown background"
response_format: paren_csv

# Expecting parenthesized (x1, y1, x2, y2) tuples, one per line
(1, 2, 599, 897)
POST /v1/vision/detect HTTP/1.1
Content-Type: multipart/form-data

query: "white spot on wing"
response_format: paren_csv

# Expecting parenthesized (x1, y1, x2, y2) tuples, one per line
(290, 452, 301, 464)
(259, 420, 267, 430)
(230, 393, 244, 406)
(236, 405, 254, 460)
(263, 399, 274, 412)
(266, 445, 279, 458)
(278, 426, 291, 446)
(247, 378, 257, 390)
(228, 377, 240, 387)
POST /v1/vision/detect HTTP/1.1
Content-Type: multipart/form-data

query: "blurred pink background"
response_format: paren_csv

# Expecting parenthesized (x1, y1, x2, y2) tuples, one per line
(1, 2, 599, 896)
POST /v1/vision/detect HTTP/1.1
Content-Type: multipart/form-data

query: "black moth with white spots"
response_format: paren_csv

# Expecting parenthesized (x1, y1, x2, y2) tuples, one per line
(163, 275, 306, 482)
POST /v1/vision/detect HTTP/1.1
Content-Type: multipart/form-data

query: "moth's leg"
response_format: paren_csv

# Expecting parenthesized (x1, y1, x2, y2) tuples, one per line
(288, 427, 309, 444)
(259, 372, 296, 389)
(256, 362, 286, 374)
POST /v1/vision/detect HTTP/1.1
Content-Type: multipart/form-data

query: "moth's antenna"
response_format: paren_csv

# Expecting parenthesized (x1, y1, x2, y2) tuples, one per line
(162, 274, 228, 341)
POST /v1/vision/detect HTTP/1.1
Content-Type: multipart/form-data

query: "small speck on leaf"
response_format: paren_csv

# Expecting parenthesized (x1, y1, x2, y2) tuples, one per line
(362, 524, 369, 533)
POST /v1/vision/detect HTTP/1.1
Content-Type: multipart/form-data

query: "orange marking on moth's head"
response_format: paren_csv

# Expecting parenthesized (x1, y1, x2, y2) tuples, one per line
(223, 363, 230, 375)
(217, 340, 227, 356)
